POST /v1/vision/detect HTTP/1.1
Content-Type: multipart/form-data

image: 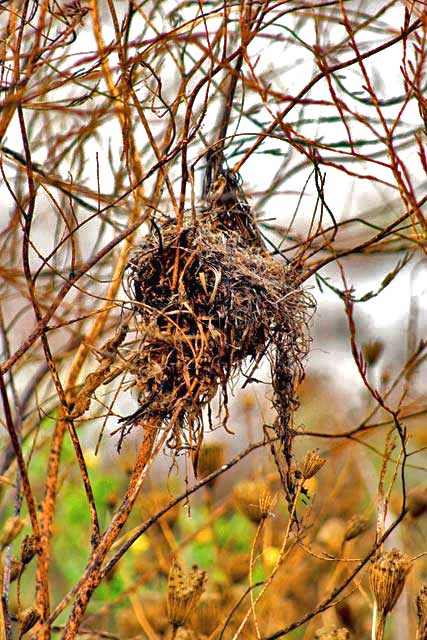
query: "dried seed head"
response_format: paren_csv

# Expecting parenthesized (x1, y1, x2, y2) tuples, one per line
(369, 548, 412, 615)
(18, 608, 40, 637)
(314, 626, 350, 639)
(407, 485, 427, 518)
(0, 517, 25, 549)
(221, 551, 249, 584)
(140, 490, 180, 527)
(196, 442, 226, 486)
(167, 560, 207, 628)
(9, 558, 23, 582)
(140, 592, 168, 634)
(362, 340, 384, 366)
(300, 450, 326, 480)
(317, 518, 346, 554)
(20, 534, 38, 565)
(259, 489, 277, 520)
(344, 515, 370, 542)
(233, 481, 275, 523)
(0, 556, 22, 584)
(416, 584, 427, 639)
(191, 592, 222, 635)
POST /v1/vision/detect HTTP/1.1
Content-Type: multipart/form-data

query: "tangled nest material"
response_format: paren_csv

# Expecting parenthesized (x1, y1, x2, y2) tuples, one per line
(70, 161, 313, 498)
(115, 169, 313, 489)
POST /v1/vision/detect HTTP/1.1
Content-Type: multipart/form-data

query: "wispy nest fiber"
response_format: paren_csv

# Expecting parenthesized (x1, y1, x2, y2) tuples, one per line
(118, 204, 312, 469)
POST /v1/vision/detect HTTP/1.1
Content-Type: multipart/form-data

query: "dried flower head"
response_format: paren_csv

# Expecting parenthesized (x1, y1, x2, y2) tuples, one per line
(314, 626, 350, 639)
(369, 548, 412, 615)
(167, 560, 207, 628)
(300, 449, 326, 480)
(362, 340, 384, 366)
(233, 481, 275, 523)
(18, 608, 40, 637)
(407, 485, 427, 518)
(140, 489, 180, 527)
(344, 515, 370, 542)
(220, 551, 249, 584)
(1, 556, 22, 584)
(416, 584, 427, 640)
(9, 558, 23, 582)
(0, 516, 25, 550)
(20, 534, 38, 565)
(196, 442, 226, 486)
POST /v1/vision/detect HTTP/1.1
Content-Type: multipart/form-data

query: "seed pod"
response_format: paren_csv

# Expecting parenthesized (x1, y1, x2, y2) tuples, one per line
(0, 556, 22, 584)
(344, 515, 370, 542)
(196, 442, 225, 487)
(18, 608, 40, 637)
(167, 560, 207, 628)
(0, 517, 25, 549)
(300, 450, 326, 480)
(20, 534, 38, 565)
(362, 340, 384, 366)
(416, 584, 427, 640)
(9, 558, 23, 582)
(369, 548, 412, 615)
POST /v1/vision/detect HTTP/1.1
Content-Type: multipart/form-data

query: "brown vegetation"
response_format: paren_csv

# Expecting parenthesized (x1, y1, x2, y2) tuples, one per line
(1, 1, 427, 639)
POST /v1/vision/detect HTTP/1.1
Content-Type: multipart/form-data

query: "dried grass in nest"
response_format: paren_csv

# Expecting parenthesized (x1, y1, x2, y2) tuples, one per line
(117, 213, 312, 464)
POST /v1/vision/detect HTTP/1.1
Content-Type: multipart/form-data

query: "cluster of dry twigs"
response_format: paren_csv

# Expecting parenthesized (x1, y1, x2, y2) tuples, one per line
(1, 0, 427, 638)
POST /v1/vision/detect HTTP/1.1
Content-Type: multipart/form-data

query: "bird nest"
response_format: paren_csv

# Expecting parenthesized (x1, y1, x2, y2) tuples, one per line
(118, 215, 312, 460)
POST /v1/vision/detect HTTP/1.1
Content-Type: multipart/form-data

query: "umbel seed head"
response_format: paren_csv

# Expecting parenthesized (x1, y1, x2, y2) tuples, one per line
(301, 449, 326, 480)
(233, 481, 275, 523)
(369, 548, 412, 615)
(167, 560, 207, 628)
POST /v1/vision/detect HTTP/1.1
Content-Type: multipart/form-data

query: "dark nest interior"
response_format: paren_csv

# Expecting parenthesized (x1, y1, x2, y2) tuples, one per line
(115, 166, 313, 496)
